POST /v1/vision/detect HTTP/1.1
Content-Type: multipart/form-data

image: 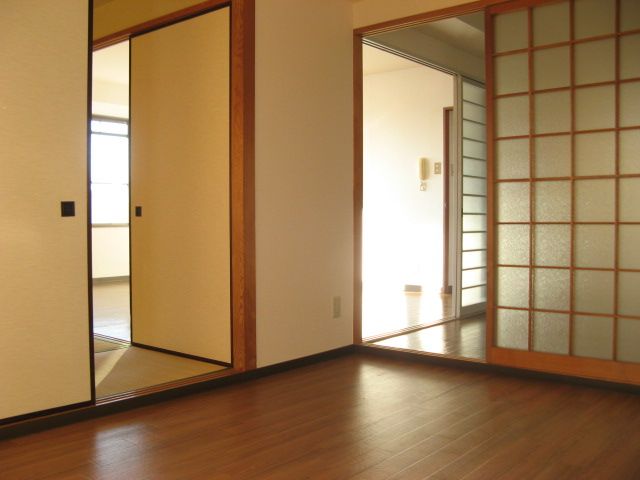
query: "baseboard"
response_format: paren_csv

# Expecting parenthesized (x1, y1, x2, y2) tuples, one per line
(0, 345, 355, 440)
(355, 344, 640, 395)
(92, 276, 129, 285)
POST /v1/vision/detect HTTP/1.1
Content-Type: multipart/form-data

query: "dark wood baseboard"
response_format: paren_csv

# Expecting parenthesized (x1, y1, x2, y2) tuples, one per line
(0, 401, 94, 429)
(92, 276, 130, 285)
(0, 345, 355, 441)
(130, 341, 232, 368)
(356, 344, 640, 395)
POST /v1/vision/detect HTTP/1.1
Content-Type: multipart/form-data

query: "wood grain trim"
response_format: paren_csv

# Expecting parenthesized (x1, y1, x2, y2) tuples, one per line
(354, 0, 506, 36)
(93, 0, 230, 49)
(230, 0, 256, 371)
(443, 107, 454, 294)
(490, 347, 640, 385)
(484, 8, 497, 362)
(353, 35, 363, 345)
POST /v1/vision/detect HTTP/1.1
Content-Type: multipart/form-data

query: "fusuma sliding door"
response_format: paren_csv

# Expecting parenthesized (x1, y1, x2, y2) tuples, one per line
(130, 7, 231, 364)
(0, 0, 92, 420)
(487, 0, 640, 384)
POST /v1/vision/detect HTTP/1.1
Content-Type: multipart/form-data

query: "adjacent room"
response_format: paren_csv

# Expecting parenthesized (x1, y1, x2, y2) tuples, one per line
(361, 12, 488, 361)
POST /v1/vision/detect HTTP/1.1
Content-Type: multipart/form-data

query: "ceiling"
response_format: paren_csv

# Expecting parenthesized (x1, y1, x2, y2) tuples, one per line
(412, 13, 485, 57)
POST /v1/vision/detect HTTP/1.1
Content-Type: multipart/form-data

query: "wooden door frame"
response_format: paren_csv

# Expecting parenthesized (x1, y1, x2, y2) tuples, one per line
(442, 106, 454, 295)
(93, 0, 256, 382)
(353, 0, 502, 345)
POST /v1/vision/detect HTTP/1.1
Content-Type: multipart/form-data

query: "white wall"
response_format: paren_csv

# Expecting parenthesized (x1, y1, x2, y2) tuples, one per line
(92, 226, 129, 278)
(363, 47, 453, 293)
(255, 0, 354, 366)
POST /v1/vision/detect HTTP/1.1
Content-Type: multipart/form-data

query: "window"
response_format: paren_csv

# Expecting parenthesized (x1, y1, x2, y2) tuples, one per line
(90, 118, 129, 225)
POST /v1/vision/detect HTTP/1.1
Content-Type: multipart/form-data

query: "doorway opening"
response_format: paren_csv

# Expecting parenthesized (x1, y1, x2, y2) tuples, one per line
(90, 13, 232, 398)
(359, 12, 487, 361)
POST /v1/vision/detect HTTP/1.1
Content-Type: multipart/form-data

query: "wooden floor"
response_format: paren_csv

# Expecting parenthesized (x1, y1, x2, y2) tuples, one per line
(3, 354, 640, 479)
(363, 289, 453, 339)
(373, 316, 486, 361)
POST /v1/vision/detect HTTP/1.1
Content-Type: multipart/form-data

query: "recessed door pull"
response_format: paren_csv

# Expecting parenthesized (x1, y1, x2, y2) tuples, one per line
(60, 201, 75, 217)
(135, 206, 142, 217)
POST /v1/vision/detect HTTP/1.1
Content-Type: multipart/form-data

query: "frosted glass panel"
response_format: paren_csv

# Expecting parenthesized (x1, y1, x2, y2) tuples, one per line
(574, 270, 615, 315)
(533, 1, 570, 46)
(463, 177, 486, 196)
(463, 102, 486, 123)
(621, 0, 640, 31)
(494, 10, 528, 53)
(463, 158, 486, 178)
(575, 85, 615, 131)
(462, 268, 486, 288)
(497, 224, 529, 265)
(534, 225, 571, 267)
(620, 34, 640, 80)
(463, 139, 486, 160)
(462, 285, 486, 306)
(619, 178, 640, 222)
(617, 319, 640, 363)
(497, 182, 529, 222)
(463, 214, 486, 232)
(495, 53, 528, 95)
(535, 135, 571, 178)
(497, 267, 529, 308)
(463, 195, 487, 214)
(463, 120, 486, 142)
(533, 268, 570, 311)
(533, 47, 570, 90)
(463, 82, 486, 105)
(620, 129, 640, 174)
(463, 250, 487, 270)
(619, 225, 640, 270)
(574, 0, 615, 39)
(574, 179, 615, 222)
(535, 91, 571, 134)
(534, 181, 571, 222)
(618, 272, 640, 317)
(573, 315, 613, 360)
(463, 232, 486, 251)
(533, 312, 569, 355)
(575, 225, 615, 269)
(496, 308, 529, 350)
(620, 82, 640, 128)
(575, 39, 615, 85)
(496, 138, 529, 180)
(575, 132, 615, 176)
(496, 95, 529, 137)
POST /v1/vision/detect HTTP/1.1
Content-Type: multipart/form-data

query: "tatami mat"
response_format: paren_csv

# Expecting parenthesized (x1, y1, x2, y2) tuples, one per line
(95, 346, 225, 398)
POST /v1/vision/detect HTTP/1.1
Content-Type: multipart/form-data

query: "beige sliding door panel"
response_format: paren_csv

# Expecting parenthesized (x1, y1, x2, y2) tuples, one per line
(130, 8, 231, 363)
(0, 0, 91, 419)
(487, 0, 640, 385)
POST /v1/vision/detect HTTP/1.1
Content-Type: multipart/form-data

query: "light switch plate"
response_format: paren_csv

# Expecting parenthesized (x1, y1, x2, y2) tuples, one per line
(434, 162, 442, 174)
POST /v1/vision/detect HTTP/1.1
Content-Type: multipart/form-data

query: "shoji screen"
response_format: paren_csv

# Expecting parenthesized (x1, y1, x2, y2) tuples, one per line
(488, 0, 640, 384)
(0, 0, 91, 420)
(130, 8, 231, 363)
(460, 79, 488, 316)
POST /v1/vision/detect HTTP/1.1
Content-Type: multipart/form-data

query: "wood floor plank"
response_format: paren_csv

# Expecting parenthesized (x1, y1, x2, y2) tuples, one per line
(1, 354, 639, 480)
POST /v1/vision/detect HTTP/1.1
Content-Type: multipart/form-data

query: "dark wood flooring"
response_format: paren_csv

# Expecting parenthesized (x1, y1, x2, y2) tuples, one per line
(373, 316, 486, 361)
(2, 354, 640, 479)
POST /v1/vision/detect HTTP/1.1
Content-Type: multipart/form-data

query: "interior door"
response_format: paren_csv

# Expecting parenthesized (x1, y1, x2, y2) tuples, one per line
(130, 7, 231, 363)
(0, 0, 91, 420)
(458, 77, 488, 317)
